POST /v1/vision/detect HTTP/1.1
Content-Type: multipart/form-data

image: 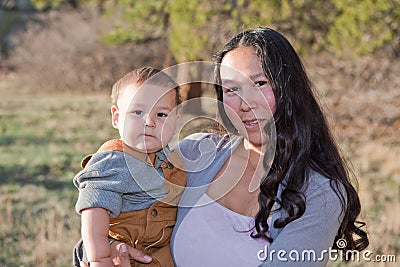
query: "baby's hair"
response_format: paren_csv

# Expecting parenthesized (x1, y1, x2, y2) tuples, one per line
(111, 67, 181, 106)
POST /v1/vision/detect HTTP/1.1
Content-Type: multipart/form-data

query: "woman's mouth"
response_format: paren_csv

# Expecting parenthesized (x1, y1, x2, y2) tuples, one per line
(243, 119, 261, 130)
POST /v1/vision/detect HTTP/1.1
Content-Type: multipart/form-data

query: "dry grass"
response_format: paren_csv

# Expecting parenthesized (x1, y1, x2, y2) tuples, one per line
(0, 184, 81, 266)
(310, 54, 400, 266)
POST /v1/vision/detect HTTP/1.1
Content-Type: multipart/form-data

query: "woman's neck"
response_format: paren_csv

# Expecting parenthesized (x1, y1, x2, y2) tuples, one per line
(243, 138, 265, 155)
(206, 138, 263, 216)
(238, 140, 266, 192)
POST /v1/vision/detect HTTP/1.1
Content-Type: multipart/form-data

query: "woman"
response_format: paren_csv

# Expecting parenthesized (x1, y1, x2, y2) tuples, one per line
(89, 27, 368, 267)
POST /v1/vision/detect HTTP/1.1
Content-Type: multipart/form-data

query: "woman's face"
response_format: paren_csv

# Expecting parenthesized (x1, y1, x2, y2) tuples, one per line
(220, 46, 276, 147)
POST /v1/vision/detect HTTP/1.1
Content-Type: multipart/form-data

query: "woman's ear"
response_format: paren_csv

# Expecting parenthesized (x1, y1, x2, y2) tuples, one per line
(111, 105, 119, 129)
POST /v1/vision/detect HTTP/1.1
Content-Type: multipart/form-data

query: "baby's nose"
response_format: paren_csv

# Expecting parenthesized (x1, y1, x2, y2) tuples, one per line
(145, 115, 156, 127)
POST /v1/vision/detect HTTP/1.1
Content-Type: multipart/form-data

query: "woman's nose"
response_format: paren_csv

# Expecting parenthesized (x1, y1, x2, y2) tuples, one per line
(240, 99, 252, 112)
(240, 89, 257, 111)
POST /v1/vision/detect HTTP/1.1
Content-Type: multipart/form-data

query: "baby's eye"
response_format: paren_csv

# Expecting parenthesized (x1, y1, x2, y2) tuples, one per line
(157, 112, 168, 118)
(225, 87, 240, 93)
(132, 110, 143, 116)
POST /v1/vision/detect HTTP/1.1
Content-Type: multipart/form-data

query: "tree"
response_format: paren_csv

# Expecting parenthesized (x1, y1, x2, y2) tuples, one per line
(102, 0, 168, 45)
(328, 0, 400, 57)
(100, 0, 400, 114)
(167, 0, 234, 113)
(30, 0, 79, 11)
(226, 0, 337, 55)
(102, 0, 233, 113)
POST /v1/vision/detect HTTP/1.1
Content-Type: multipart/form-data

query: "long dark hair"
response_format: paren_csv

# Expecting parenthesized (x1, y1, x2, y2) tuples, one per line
(214, 27, 368, 252)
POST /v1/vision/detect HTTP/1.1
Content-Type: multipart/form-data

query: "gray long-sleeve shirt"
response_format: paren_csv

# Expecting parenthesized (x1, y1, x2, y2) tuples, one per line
(171, 133, 344, 267)
(74, 148, 169, 218)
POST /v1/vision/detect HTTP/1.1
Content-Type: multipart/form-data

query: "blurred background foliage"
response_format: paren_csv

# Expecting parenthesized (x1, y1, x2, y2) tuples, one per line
(0, 0, 398, 91)
(1, 0, 399, 60)
(97, 0, 400, 59)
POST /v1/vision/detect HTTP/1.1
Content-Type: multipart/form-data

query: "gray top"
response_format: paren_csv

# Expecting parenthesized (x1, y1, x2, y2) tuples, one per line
(171, 133, 344, 267)
(73, 149, 168, 218)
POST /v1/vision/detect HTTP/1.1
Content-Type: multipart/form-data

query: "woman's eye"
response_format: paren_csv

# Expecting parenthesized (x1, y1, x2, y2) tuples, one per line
(157, 112, 168, 118)
(133, 110, 143, 116)
(255, 81, 268, 87)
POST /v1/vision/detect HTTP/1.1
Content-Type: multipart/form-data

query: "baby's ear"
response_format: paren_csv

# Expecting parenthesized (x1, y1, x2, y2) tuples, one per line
(175, 104, 183, 117)
(174, 108, 182, 124)
(111, 105, 119, 128)
(176, 109, 182, 119)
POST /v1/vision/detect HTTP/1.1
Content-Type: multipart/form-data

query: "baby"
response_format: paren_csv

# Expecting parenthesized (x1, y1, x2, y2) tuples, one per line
(73, 67, 186, 267)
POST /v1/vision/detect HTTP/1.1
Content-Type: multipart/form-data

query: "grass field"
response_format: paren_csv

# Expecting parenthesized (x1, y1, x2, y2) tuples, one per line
(0, 88, 118, 266)
(0, 81, 399, 266)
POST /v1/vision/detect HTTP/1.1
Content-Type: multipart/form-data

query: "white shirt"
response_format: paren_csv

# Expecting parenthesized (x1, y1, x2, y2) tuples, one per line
(173, 194, 270, 267)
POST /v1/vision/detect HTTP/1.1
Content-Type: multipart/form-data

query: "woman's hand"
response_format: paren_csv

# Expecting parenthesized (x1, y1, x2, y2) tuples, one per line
(112, 242, 152, 266)
(79, 242, 152, 267)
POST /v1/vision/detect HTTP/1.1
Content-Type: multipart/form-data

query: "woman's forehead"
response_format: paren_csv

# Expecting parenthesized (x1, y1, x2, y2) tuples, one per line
(220, 47, 264, 81)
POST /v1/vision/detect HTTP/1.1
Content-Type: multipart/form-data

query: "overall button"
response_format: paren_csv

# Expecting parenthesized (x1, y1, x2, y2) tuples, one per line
(151, 209, 158, 217)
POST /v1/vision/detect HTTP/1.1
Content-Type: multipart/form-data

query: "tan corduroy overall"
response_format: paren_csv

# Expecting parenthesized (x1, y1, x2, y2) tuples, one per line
(82, 140, 187, 267)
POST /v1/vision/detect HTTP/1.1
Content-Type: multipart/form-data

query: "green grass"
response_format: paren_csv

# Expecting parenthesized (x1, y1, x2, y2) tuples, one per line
(0, 91, 117, 266)
(1, 93, 116, 182)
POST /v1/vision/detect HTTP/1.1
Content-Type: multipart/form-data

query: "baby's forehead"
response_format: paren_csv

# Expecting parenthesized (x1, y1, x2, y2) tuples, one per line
(122, 81, 168, 93)
(121, 82, 176, 104)
(138, 79, 177, 91)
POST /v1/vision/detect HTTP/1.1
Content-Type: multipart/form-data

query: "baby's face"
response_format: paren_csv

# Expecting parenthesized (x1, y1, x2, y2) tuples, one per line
(112, 82, 179, 153)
